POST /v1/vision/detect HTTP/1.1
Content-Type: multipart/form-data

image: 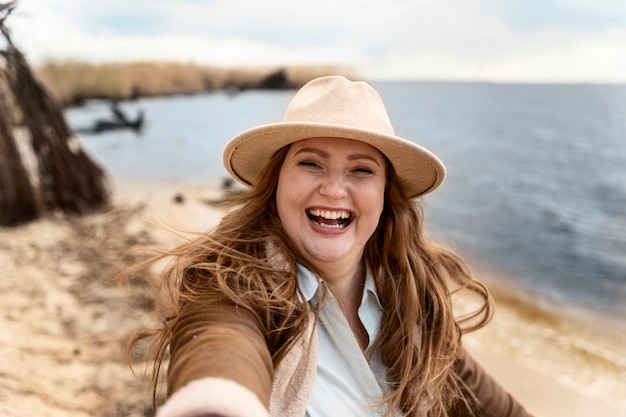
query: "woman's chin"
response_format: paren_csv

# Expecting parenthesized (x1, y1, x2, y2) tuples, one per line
(301, 244, 359, 270)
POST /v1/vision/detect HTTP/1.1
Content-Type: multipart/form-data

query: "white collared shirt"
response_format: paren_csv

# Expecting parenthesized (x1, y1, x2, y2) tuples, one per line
(297, 263, 391, 417)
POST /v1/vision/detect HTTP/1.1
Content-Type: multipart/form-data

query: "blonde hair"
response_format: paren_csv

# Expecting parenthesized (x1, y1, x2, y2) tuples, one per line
(122, 145, 492, 416)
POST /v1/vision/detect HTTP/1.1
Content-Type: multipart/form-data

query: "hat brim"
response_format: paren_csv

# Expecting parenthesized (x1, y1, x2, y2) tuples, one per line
(223, 122, 446, 198)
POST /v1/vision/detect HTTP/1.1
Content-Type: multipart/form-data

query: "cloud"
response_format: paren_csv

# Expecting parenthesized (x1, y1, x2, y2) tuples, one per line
(482, 28, 626, 82)
(7, 0, 626, 82)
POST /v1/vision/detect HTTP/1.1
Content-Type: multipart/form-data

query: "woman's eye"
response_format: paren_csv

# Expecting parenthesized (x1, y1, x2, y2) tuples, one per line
(299, 161, 321, 169)
(352, 167, 373, 175)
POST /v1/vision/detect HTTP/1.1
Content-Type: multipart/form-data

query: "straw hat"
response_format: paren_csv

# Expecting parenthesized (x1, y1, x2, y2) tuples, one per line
(223, 75, 445, 198)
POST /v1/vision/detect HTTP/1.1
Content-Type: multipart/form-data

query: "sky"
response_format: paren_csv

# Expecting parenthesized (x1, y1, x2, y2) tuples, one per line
(6, 0, 626, 83)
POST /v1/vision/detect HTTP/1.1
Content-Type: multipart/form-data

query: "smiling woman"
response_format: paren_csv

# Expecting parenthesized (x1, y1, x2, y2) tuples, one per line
(119, 75, 533, 417)
(276, 138, 386, 285)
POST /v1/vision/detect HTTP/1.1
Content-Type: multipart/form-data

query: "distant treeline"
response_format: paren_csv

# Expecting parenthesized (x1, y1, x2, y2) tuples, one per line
(32, 61, 356, 107)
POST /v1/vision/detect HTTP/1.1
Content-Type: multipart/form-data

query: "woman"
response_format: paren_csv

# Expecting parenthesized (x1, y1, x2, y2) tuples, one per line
(126, 76, 532, 417)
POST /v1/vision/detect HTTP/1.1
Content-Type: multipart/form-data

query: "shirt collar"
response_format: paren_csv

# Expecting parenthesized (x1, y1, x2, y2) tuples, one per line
(296, 262, 383, 309)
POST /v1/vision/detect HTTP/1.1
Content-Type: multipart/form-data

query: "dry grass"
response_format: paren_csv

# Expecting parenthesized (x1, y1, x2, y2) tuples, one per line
(34, 61, 356, 106)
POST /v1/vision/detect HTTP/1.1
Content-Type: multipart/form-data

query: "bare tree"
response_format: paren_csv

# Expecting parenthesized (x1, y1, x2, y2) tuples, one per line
(0, 90, 39, 226)
(0, 2, 109, 221)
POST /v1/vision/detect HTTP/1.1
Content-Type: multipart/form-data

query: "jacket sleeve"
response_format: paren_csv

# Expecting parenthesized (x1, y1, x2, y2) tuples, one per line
(156, 300, 274, 417)
(449, 348, 533, 417)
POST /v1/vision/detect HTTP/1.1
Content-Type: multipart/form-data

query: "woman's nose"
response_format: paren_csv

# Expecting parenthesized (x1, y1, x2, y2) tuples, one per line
(319, 173, 348, 201)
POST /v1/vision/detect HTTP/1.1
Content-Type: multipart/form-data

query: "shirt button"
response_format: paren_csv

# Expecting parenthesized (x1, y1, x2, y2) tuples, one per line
(376, 406, 387, 416)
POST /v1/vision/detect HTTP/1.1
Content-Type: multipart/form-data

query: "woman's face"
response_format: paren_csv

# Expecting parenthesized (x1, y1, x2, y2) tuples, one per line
(276, 137, 386, 275)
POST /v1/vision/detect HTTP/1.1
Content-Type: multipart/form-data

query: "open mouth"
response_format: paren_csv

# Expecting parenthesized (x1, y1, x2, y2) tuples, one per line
(306, 208, 353, 229)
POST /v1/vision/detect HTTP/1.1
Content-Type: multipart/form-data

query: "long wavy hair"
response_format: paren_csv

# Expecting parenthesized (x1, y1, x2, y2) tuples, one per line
(122, 144, 492, 417)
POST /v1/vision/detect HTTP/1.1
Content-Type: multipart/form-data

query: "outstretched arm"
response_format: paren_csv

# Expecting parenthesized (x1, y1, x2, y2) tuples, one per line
(158, 300, 273, 417)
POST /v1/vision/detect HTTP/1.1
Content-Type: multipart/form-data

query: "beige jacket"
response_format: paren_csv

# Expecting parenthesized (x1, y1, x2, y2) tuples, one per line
(156, 300, 531, 417)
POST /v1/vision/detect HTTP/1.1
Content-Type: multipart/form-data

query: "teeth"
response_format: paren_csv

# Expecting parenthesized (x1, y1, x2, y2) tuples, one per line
(308, 208, 350, 219)
(317, 223, 344, 229)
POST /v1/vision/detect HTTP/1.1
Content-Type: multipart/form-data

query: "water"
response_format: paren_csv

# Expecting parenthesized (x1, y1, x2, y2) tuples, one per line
(65, 83, 626, 320)
(377, 82, 626, 319)
(66, 91, 294, 187)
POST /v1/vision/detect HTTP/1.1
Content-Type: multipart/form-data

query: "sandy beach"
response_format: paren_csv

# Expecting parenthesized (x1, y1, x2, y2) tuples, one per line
(1, 179, 624, 417)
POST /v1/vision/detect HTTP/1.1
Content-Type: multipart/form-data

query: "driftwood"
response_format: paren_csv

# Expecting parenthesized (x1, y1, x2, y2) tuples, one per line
(0, 2, 108, 220)
(76, 101, 145, 135)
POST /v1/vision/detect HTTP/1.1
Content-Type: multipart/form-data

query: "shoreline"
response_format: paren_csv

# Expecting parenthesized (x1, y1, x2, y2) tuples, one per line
(1, 179, 624, 417)
(461, 282, 626, 412)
